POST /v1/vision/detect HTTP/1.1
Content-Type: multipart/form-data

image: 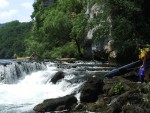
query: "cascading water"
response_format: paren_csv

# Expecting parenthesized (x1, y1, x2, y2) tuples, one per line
(0, 61, 84, 113)
(0, 62, 46, 84)
(0, 60, 115, 113)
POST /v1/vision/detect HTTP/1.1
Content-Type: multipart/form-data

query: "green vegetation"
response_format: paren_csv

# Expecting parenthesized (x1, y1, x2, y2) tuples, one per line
(143, 94, 149, 103)
(29, 0, 86, 58)
(143, 82, 150, 92)
(0, 21, 32, 58)
(109, 0, 150, 62)
(114, 82, 124, 95)
(50, 41, 79, 58)
(0, 0, 150, 60)
(0, 24, 4, 28)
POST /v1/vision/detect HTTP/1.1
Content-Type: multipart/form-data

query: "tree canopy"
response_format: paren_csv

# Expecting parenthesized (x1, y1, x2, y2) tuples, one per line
(0, 21, 32, 58)
(0, 0, 150, 61)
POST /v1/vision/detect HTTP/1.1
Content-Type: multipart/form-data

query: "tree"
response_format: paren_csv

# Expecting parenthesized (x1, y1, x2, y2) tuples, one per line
(0, 21, 32, 58)
(108, 0, 150, 63)
(70, 13, 88, 56)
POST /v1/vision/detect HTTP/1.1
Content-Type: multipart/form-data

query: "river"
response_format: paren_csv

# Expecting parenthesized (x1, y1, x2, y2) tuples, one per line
(0, 60, 115, 113)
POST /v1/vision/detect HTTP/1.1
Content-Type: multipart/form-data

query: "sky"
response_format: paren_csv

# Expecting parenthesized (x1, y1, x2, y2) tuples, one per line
(0, 0, 34, 24)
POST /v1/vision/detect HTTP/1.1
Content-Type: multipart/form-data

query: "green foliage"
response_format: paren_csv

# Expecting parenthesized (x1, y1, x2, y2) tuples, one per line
(71, 13, 88, 42)
(87, 0, 111, 43)
(143, 82, 150, 92)
(143, 94, 149, 103)
(25, 36, 44, 56)
(1, 0, 150, 61)
(49, 47, 61, 59)
(31, 0, 41, 18)
(29, 0, 150, 61)
(50, 42, 79, 59)
(30, 0, 86, 59)
(93, 21, 111, 42)
(0, 21, 32, 58)
(0, 24, 4, 28)
(108, 0, 150, 62)
(114, 82, 124, 95)
(43, 8, 72, 45)
(58, 0, 83, 14)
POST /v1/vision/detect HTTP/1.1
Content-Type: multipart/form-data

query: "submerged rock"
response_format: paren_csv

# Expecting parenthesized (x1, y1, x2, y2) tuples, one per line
(51, 71, 64, 84)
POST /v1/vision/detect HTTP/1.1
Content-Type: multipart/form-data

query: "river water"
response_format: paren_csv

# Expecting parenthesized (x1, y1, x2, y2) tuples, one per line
(0, 60, 115, 113)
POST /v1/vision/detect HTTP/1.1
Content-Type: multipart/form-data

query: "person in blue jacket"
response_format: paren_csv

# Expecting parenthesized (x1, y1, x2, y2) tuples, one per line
(138, 47, 150, 82)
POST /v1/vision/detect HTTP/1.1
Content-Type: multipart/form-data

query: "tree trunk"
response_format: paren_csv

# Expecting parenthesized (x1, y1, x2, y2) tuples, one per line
(74, 38, 83, 57)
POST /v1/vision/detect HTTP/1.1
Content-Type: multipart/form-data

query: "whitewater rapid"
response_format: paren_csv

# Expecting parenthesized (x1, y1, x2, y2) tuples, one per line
(0, 62, 83, 113)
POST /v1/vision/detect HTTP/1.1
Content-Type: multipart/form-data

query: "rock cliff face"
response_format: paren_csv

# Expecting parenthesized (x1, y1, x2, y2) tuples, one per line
(85, 3, 102, 19)
(84, 2, 112, 61)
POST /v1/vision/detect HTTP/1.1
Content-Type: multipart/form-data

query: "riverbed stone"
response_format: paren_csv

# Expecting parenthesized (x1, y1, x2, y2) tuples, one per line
(74, 103, 86, 111)
(33, 95, 77, 112)
(34, 64, 150, 113)
(80, 76, 104, 103)
(51, 71, 64, 84)
(121, 105, 144, 113)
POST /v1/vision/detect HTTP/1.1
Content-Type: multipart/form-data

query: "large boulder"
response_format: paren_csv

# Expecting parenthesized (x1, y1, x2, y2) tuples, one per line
(51, 71, 64, 84)
(108, 50, 117, 65)
(121, 105, 144, 113)
(80, 76, 104, 102)
(33, 95, 77, 112)
(106, 89, 147, 113)
(104, 40, 118, 65)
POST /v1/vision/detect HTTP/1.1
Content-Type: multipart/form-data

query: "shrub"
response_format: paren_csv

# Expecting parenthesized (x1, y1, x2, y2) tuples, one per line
(114, 82, 124, 95)
(50, 41, 80, 59)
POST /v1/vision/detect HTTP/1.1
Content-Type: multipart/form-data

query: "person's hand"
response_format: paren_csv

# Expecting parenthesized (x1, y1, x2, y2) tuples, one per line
(140, 65, 144, 67)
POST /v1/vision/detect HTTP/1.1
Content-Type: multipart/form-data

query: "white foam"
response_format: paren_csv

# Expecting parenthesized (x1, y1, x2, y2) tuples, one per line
(0, 63, 83, 112)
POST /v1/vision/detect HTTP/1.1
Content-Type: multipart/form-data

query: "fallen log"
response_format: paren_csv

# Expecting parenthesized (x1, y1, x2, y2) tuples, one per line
(105, 60, 142, 78)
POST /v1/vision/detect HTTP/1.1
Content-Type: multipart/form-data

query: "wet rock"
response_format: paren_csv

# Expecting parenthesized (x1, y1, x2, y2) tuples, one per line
(122, 71, 139, 82)
(33, 95, 77, 112)
(74, 103, 86, 111)
(86, 103, 99, 112)
(103, 83, 113, 95)
(121, 105, 144, 113)
(103, 76, 132, 96)
(85, 97, 107, 112)
(96, 97, 106, 107)
(80, 76, 104, 102)
(51, 71, 64, 84)
(56, 105, 65, 111)
(107, 89, 142, 113)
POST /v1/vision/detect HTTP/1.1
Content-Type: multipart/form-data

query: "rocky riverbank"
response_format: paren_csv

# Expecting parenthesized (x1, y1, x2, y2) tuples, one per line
(33, 70, 150, 113)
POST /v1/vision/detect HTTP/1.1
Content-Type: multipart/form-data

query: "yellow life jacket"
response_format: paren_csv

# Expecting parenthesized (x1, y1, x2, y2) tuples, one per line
(139, 48, 150, 59)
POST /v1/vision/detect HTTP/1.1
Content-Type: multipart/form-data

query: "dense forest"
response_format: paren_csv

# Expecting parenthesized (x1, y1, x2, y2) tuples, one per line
(0, 0, 150, 63)
(0, 21, 32, 58)
(0, 24, 4, 28)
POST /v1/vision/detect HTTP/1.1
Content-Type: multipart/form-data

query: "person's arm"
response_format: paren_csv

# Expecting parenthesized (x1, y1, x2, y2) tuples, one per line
(141, 56, 147, 67)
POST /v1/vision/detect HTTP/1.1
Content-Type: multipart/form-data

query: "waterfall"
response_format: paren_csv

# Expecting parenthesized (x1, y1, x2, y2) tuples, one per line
(0, 62, 46, 84)
(0, 62, 85, 113)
